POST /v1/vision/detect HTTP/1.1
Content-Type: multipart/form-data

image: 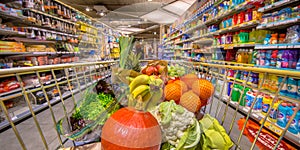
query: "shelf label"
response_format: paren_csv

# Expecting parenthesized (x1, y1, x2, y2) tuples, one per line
(259, 120, 283, 135)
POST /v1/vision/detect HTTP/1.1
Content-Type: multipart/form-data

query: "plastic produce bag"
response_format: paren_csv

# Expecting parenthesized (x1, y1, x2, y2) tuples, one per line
(199, 114, 233, 150)
(56, 82, 119, 141)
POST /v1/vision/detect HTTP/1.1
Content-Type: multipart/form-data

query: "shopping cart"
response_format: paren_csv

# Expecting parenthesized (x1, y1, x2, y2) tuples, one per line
(0, 60, 299, 150)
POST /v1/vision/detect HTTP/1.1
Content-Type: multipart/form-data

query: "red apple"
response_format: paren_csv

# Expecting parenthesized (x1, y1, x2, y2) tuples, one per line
(145, 66, 155, 75)
(156, 65, 165, 74)
(142, 67, 147, 74)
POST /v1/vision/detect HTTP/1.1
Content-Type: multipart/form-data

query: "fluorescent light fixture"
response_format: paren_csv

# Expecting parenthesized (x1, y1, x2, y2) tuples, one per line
(163, 1, 191, 15)
(141, 9, 177, 24)
(86, 7, 91, 11)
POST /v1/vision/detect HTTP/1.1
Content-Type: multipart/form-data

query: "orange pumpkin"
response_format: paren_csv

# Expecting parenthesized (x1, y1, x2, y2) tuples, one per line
(179, 91, 201, 113)
(174, 80, 188, 93)
(164, 83, 182, 102)
(101, 107, 162, 150)
(181, 74, 198, 89)
(192, 79, 214, 100)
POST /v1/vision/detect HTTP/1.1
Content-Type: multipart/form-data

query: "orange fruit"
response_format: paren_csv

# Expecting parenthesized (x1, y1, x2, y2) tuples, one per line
(164, 83, 182, 102)
(174, 80, 188, 93)
(192, 79, 214, 100)
(181, 74, 198, 89)
(179, 91, 201, 113)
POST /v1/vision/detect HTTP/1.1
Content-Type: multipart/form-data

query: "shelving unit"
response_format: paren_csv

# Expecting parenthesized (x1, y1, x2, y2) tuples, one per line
(163, 0, 300, 148)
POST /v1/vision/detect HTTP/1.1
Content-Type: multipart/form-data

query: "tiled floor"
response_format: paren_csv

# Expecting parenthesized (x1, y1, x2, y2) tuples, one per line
(0, 93, 259, 150)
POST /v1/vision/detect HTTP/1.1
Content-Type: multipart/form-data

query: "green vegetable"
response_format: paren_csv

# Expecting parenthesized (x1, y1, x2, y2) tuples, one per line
(159, 100, 185, 126)
(161, 142, 175, 150)
(119, 36, 134, 69)
(176, 119, 201, 150)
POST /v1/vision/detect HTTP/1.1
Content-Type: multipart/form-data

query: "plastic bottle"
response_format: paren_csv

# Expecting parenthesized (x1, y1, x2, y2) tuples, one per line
(276, 50, 283, 68)
(278, 77, 287, 96)
(287, 77, 297, 99)
(277, 102, 288, 128)
(231, 84, 241, 102)
(288, 108, 299, 134)
(298, 79, 300, 99)
(296, 57, 300, 70)
(262, 95, 272, 116)
(268, 101, 279, 123)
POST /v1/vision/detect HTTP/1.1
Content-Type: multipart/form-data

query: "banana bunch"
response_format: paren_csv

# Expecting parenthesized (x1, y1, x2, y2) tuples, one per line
(129, 75, 164, 110)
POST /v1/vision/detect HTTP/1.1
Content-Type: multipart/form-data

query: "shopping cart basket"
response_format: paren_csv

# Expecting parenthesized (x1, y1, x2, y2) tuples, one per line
(0, 60, 299, 150)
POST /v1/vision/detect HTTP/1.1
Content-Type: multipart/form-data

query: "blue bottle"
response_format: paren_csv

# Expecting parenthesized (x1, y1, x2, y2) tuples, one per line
(278, 77, 287, 96)
(277, 103, 288, 128)
(288, 108, 299, 134)
(287, 77, 297, 99)
(296, 57, 300, 70)
(298, 79, 300, 99)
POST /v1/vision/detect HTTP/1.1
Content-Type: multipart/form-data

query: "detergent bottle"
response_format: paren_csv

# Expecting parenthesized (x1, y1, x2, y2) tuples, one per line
(268, 100, 279, 123)
(277, 102, 288, 128)
(288, 108, 299, 134)
(262, 95, 272, 116)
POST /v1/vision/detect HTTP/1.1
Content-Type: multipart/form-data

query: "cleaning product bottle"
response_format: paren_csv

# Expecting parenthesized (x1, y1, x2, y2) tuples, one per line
(288, 107, 299, 134)
(240, 87, 251, 107)
(231, 84, 241, 102)
(287, 77, 297, 99)
(277, 102, 288, 128)
(296, 57, 300, 70)
(298, 79, 300, 99)
(276, 50, 283, 68)
(262, 95, 272, 116)
(278, 77, 287, 96)
(268, 100, 279, 123)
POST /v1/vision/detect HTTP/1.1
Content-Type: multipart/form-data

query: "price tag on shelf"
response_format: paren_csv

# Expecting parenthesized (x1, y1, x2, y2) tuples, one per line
(294, 45, 300, 49)
(278, 45, 286, 49)
(266, 23, 274, 28)
(260, 120, 283, 135)
(12, 116, 18, 120)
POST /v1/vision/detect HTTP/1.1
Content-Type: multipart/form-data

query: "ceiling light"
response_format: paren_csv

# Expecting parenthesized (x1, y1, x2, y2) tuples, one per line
(128, 25, 131, 27)
(86, 7, 91, 11)
(100, 12, 105, 16)
(138, 21, 141, 24)
(148, 0, 153, 1)
(153, 32, 157, 35)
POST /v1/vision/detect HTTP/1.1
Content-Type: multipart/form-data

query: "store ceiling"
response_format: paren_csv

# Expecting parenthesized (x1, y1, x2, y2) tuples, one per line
(59, 0, 196, 38)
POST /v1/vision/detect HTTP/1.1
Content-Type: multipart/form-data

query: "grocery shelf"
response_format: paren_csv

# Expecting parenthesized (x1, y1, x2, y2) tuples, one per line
(174, 47, 192, 51)
(257, 18, 300, 30)
(0, 29, 26, 36)
(255, 44, 300, 49)
(0, 52, 31, 55)
(258, 0, 300, 13)
(24, 27, 78, 38)
(24, 8, 77, 25)
(219, 96, 300, 147)
(212, 43, 255, 49)
(175, 36, 202, 44)
(0, 11, 75, 34)
(217, 20, 259, 35)
(2, 37, 56, 44)
(0, 74, 111, 131)
(204, 1, 255, 26)
(193, 39, 213, 44)
(210, 60, 255, 67)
